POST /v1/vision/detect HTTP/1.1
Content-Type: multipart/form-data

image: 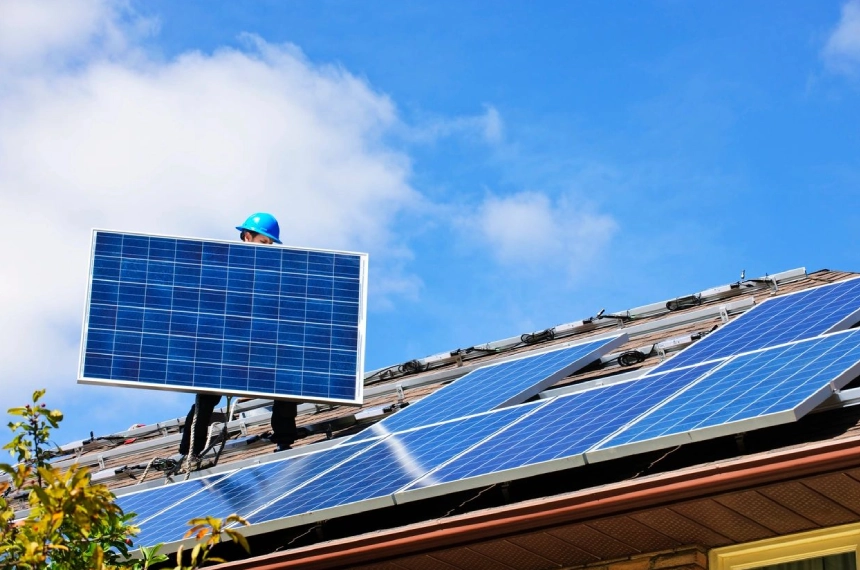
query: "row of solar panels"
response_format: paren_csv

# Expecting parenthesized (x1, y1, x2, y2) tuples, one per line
(352, 276, 860, 439)
(118, 277, 860, 548)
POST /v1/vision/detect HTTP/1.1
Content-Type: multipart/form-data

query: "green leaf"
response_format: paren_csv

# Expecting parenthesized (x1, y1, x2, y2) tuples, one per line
(225, 529, 251, 553)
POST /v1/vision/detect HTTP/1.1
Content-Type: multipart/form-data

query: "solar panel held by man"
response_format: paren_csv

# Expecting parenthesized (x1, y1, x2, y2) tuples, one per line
(78, 211, 369, 465)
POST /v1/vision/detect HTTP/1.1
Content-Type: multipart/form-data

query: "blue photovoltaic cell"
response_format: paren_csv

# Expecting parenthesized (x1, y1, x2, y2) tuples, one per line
(405, 363, 718, 488)
(598, 329, 860, 448)
(134, 441, 373, 546)
(116, 473, 228, 525)
(248, 402, 541, 526)
(80, 231, 366, 403)
(351, 337, 622, 441)
(653, 277, 860, 373)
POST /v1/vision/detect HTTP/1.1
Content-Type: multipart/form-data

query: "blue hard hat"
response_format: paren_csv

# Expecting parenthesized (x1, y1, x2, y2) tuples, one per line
(236, 212, 282, 244)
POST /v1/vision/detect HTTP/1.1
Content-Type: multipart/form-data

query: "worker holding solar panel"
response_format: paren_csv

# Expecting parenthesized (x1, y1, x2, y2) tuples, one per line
(79, 213, 368, 470)
(178, 213, 299, 459)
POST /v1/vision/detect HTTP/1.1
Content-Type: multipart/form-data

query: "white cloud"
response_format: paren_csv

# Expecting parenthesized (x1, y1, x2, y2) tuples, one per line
(481, 106, 503, 144)
(0, 0, 152, 72)
(823, 0, 860, 75)
(405, 104, 504, 145)
(467, 191, 617, 274)
(0, 1, 422, 416)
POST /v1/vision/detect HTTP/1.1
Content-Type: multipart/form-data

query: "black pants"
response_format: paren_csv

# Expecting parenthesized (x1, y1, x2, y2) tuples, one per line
(179, 395, 298, 456)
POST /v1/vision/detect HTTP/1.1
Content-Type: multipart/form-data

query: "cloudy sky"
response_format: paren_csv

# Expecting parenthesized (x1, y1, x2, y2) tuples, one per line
(1, 0, 859, 446)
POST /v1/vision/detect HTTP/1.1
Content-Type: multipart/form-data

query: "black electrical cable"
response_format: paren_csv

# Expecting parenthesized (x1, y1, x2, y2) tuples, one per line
(364, 365, 405, 386)
(666, 295, 702, 311)
(398, 360, 426, 374)
(82, 430, 129, 446)
(461, 346, 500, 355)
(617, 350, 646, 367)
(521, 329, 555, 345)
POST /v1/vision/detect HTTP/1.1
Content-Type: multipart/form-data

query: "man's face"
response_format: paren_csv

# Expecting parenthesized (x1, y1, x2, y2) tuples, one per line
(243, 232, 273, 245)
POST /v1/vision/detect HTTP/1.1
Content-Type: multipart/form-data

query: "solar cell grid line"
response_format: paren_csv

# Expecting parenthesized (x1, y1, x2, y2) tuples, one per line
(241, 401, 546, 533)
(134, 440, 375, 547)
(651, 277, 860, 374)
(393, 362, 718, 504)
(115, 472, 232, 526)
(78, 230, 368, 405)
(587, 328, 860, 464)
(349, 334, 628, 442)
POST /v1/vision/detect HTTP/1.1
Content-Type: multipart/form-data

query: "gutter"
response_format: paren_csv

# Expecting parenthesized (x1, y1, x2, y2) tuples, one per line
(214, 434, 860, 570)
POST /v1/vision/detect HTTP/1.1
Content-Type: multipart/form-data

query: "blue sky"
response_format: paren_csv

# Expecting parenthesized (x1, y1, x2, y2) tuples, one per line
(1, 1, 859, 447)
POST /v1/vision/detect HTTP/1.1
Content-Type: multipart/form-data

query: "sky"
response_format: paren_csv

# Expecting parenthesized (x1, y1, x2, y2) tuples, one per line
(1, 0, 860, 448)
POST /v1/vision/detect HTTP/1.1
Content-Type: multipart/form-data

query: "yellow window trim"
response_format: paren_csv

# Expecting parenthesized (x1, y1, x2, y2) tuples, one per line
(711, 523, 860, 570)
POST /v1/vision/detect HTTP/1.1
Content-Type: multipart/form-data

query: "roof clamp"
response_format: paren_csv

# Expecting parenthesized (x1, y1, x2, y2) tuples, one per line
(654, 334, 700, 356)
(395, 383, 405, 405)
(238, 419, 248, 437)
(657, 346, 666, 361)
(97, 454, 105, 471)
(744, 273, 779, 293)
(719, 305, 730, 323)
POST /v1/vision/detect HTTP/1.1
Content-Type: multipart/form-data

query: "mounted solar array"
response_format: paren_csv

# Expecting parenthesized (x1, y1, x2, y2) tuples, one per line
(351, 334, 627, 441)
(246, 402, 543, 530)
(131, 403, 541, 546)
(127, 336, 623, 545)
(589, 328, 860, 460)
(78, 230, 368, 404)
(651, 276, 860, 373)
(117, 278, 860, 551)
(400, 328, 860, 501)
(399, 362, 721, 495)
(133, 440, 376, 546)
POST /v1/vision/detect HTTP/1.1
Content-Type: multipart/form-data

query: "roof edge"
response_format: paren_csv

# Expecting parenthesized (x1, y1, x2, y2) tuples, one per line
(214, 434, 860, 570)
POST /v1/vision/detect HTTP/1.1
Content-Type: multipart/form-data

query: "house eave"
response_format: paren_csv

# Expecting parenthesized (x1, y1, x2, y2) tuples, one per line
(213, 433, 860, 570)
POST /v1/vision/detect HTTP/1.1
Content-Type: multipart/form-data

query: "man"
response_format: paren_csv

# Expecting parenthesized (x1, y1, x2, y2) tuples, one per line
(178, 213, 299, 457)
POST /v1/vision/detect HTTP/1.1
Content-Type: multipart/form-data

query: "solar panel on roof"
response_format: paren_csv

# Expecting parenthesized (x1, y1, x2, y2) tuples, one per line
(116, 472, 230, 525)
(652, 277, 860, 373)
(137, 404, 540, 545)
(134, 441, 374, 546)
(588, 328, 860, 462)
(115, 273, 860, 551)
(398, 329, 860, 503)
(245, 401, 542, 530)
(349, 335, 628, 441)
(395, 362, 717, 503)
(79, 230, 368, 405)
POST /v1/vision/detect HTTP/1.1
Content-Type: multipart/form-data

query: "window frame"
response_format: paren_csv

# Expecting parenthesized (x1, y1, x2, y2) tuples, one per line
(710, 523, 860, 570)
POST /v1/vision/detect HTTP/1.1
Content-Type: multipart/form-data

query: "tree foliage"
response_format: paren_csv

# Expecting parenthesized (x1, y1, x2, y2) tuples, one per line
(0, 390, 249, 569)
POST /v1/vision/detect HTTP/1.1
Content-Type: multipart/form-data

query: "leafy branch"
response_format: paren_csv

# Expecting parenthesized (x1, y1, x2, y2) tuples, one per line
(0, 390, 250, 569)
